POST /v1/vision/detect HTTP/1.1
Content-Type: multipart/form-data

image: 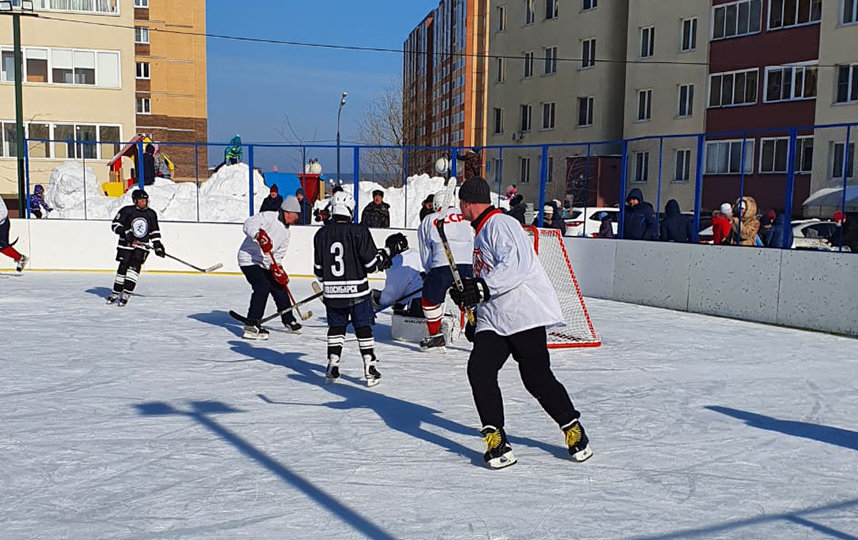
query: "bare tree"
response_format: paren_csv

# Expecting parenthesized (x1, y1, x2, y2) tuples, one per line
(355, 78, 404, 186)
(274, 113, 318, 173)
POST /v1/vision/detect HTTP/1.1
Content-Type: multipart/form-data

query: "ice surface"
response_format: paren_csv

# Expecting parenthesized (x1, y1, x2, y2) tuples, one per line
(1, 272, 856, 539)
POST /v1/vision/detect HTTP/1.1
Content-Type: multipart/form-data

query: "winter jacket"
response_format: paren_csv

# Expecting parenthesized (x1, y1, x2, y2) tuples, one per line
(28, 194, 52, 213)
(360, 201, 391, 228)
(531, 201, 566, 235)
(505, 202, 526, 225)
(224, 137, 242, 162)
(419, 205, 434, 221)
(733, 196, 760, 246)
(712, 215, 733, 244)
(659, 199, 693, 243)
(598, 216, 614, 238)
(142, 152, 156, 186)
(259, 194, 283, 212)
(767, 214, 794, 249)
(623, 188, 658, 240)
(297, 198, 314, 225)
(842, 221, 858, 253)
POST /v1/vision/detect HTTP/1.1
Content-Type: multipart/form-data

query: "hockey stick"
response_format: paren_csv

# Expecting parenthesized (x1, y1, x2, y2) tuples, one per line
(435, 219, 475, 325)
(374, 287, 423, 313)
(285, 283, 313, 321)
(138, 243, 222, 273)
(229, 282, 322, 325)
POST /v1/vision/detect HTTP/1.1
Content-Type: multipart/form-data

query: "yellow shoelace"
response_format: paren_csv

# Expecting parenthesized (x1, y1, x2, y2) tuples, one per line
(565, 424, 582, 447)
(483, 430, 502, 451)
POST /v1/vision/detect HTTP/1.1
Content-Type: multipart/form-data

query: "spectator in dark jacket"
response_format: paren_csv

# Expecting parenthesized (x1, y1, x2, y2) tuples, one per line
(623, 188, 658, 240)
(360, 189, 390, 228)
(419, 194, 435, 221)
(767, 212, 794, 249)
(295, 188, 313, 224)
(597, 211, 614, 238)
(259, 184, 283, 212)
(505, 194, 526, 224)
(659, 199, 693, 243)
(532, 201, 566, 235)
(842, 217, 858, 253)
(142, 143, 156, 186)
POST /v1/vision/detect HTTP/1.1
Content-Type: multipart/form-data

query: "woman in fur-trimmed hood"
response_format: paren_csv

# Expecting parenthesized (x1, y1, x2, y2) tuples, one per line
(732, 196, 760, 246)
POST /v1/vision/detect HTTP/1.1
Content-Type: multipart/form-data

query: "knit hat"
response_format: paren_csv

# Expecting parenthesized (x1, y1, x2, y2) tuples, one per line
(422, 194, 434, 205)
(295, 187, 304, 197)
(543, 204, 554, 215)
(458, 177, 491, 204)
(269, 184, 279, 194)
(597, 211, 608, 220)
(720, 202, 733, 217)
(834, 210, 845, 222)
(281, 195, 301, 213)
(372, 189, 384, 198)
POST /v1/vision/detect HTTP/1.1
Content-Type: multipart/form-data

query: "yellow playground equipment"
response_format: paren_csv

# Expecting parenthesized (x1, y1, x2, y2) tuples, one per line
(103, 135, 175, 197)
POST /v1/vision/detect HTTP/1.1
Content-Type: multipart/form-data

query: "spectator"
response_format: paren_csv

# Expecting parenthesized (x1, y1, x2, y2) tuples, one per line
(712, 203, 734, 245)
(597, 211, 614, 238)
(142, 143, 156, 186)
(759, 209, 776, 246)
(360, 189, 390, 228)
(224, 135, 242, 165)
(532, 201, 566, 235)
(505, 194, 526, 225)
(457, 148, 482, 180)
(767, 211, 794, 249)
(505, 185, 517, 201)
(732, 196, 760, 246)
(259, 184, 283, 212)
(28, 184, 53, 219)
(295, 188, 313, 225)
(659, 199, 693, 243)
(419, 194, 435, 221)
(622, 188, 658, 240)
(841, 215, 858, 252)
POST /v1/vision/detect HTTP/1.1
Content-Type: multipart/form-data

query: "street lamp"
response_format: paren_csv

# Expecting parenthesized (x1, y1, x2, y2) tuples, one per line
(336, 91, 347, 188)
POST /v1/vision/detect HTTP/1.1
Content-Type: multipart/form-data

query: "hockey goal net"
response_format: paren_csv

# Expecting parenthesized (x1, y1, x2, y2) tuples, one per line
(524, 226, 600, 348)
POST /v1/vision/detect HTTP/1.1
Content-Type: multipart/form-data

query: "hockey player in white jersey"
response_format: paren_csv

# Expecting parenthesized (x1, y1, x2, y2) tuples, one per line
(372, 244, 424, 316)
(416, 189, 474, 351)
(450, 177, 592, 469)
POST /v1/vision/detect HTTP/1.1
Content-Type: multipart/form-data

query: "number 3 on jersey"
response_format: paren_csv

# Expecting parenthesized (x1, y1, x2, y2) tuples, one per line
(330, 241, 345, 277)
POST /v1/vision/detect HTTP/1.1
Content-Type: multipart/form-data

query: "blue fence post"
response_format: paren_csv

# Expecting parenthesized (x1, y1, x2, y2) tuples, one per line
(618, 140, 629, 239)
(537, 145, 548, 227)
(136, 140, 145, 190)
(782, 128, 798, 249)
(450, 147, 458, 180)
(737, 133, 748, 245)
(837, 125, 852, 251)
(656, 137, 664, 238)
(194, 143, 200, 222)
(692, 134, 705, 243)
(353, 146, 360, 224)
(583, 143, 591, 237)
(497, 147, 504, 201)
(403, 147, 409, 228)
(248, 144, 255, 217)
(23, 135, 31, 219)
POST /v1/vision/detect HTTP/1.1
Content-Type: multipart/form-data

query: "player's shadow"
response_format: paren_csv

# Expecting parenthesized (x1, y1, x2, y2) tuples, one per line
(133, 399, 397, 540)
(188, 310, 244, 337)
(229, 340, 569, 464)
(85, 286, 112, 300)
(707, 405, 858, 452)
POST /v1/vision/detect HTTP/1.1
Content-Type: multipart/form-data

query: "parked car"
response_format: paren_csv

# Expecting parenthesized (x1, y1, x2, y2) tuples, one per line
(791, 219, 843, 250)
(563, 207, 619, 237)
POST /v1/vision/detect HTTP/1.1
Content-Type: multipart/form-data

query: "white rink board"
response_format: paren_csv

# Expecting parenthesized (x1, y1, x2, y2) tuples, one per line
(613, 239, 692, 312)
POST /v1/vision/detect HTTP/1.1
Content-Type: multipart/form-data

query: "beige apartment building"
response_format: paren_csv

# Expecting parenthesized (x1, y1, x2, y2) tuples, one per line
(0, 0, 135, 214)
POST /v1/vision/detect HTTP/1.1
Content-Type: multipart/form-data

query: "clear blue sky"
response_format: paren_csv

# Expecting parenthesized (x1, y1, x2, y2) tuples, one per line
(206, 1, 432, 172)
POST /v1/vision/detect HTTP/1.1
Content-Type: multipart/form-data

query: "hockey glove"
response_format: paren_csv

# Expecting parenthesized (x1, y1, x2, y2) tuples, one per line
(371, 289, 382, 310)
(464, 318, 476, 343)
(270, 262, 289, 287)
(450, 277, 490, 308)
(152, 241, 166, 258)
(376, 249, 393, 271)
(124, 229, 136, 244)
(384, 232, 409, 257)
(256, 229, 273, 254)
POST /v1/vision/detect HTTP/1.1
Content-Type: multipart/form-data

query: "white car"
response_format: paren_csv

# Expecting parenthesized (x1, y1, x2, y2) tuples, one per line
(791, 219, 845, 250)
(562, 207, 619, 237)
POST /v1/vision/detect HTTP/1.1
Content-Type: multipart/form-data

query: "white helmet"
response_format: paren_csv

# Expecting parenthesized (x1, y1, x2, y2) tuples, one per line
(330, 191, 355, 218)
(433, 190, 448, 213)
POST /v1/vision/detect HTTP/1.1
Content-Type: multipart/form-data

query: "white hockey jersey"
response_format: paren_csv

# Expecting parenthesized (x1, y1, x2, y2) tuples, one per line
(379, 248, 423, 306)
(237, 211, 290, 268)
(0, 198, 8, 224)
(417, 206, 474, 271)
(471, 209, 563, 336)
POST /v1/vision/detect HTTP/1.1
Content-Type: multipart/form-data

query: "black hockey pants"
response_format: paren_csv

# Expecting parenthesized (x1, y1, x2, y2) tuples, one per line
(467, 326, 580, 431)
(113, 247, 148, 293)
(240, 264, 296, 325)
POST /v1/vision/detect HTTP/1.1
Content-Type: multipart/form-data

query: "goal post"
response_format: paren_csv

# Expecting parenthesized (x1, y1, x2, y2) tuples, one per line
(523, 226, 601, 348)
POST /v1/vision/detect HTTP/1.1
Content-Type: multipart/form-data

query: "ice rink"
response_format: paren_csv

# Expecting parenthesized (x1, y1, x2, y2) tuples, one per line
(1, 272, 857, 539)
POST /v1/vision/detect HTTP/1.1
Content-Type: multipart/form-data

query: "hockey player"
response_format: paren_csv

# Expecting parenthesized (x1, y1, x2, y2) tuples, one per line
(451, 176, 592, 469)
(108, 189, 165, 306)
(313, 191, 407, 386)
(416, 189, 474, 351)
(237, 195, 303, 339)
(0, 198, 27, 272)
(372, 241, 424, 317)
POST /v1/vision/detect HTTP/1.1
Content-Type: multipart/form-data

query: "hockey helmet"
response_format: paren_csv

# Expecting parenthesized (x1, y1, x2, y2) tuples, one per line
(132, 189, 149, 202)
(330, 191, 355, 218)
(433, 190, 449, 213)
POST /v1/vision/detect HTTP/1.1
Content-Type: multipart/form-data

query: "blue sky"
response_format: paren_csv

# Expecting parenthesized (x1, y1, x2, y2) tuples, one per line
(207, 1, 432, 172)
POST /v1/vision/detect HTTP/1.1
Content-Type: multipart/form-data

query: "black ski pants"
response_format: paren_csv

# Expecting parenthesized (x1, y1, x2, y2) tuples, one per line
(467, 326, 580, 431)
(241, 264, 296, 325)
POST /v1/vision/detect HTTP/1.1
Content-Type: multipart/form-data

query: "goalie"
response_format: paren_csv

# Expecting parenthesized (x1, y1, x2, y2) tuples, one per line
(372, 236, 424, 317)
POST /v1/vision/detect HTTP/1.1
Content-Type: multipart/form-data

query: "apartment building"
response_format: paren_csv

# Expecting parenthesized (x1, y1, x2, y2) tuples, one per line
(0, 0, 135, 213)
(134, 0, 207, 181)
(403, 12, 435, 174)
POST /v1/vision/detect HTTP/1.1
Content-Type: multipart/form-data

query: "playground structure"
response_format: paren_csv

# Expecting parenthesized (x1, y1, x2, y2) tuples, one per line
(103, 135, 175, 197)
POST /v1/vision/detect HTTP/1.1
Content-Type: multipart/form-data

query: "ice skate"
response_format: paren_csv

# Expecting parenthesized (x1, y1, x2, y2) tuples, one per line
(362, 354, 381, 387)
(563, 420, 593, 462)
(325, 354, 340, 384)
(419, 333, 447, 353)
(242, 323, 269, 340)
(15, 255, 27, 272)
(480, 426, 516, 469)
(117, 291, 130, 307)
(283, 320, 303, 334)
(106, 292, 120, 305)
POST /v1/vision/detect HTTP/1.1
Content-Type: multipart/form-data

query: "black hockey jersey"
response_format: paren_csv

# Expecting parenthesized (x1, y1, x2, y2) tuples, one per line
(112, 205, 161, 253)
(313, 220, 383, 308)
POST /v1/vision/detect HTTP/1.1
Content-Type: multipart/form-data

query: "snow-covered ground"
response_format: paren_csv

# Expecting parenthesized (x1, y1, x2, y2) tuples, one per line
(1, 272, 856, 539)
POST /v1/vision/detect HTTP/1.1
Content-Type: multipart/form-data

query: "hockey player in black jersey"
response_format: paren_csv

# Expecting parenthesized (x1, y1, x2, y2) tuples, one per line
(107, 189, 165, 306)
(313, 191, 407, 386)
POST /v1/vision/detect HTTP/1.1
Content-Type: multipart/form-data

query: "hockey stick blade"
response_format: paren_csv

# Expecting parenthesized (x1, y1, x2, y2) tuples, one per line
(203, 263, 223, 273)
(229, 290, 324, 326)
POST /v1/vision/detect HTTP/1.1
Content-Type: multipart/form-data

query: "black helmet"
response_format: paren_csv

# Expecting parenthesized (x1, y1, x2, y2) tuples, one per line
(132, 189, 149, 201)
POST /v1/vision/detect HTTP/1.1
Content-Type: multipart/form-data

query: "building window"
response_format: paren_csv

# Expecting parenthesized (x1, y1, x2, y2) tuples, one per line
(705, 139, 755, 174)
(496, 57, 505, 82)
(831, 142, 855, 178)
(637, 89, 652, 121)
(35, 0, 118, 14)
(543, 46, 557, 75)
(640, 26, 654, 58)
(583, 0, 597, 10)
(134, 0, 148, 7)
(546, 0, 558, 19)
(496, 5, 506, 31)
(135, 27, 150, 45)
(708, 69, 758, 107)
(764, 64, 818, 102)
(678, 84, 694, 117)
(680, 18, 697, 51)
(578, 96, 594, 126)
(25, 48, 48, 83)
(493, 107, 504, 134)
(493, 158, 501, 182)
(135, 61, 150, 80)
(520, 104, 532, 131)
(675, 149, 691, 181)
(795, 136, 814, 173)
(541, 102, 556, 129)
(769, 0, 821, 30)
(633, 152, 649, 182)
(845, 0, 858, 24)
(523, 51, 534, 77)
(525, 0, 535, 24)
(581, 38, 596, 68)
(136, 96, 151, 115)
(6, 46, 118, 87)
(836, 64, 858, 103)
(712, 0, 762, 40)
(1, 122, 19, 158)
(519, 157, 531, 183)
(760, 137, 812, 174)
(0, 50, 13, 82)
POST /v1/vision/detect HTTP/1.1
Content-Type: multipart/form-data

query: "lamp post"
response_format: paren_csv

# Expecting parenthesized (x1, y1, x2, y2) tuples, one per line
(336, 91, 347, 187)
(0, 0, 37, 217)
